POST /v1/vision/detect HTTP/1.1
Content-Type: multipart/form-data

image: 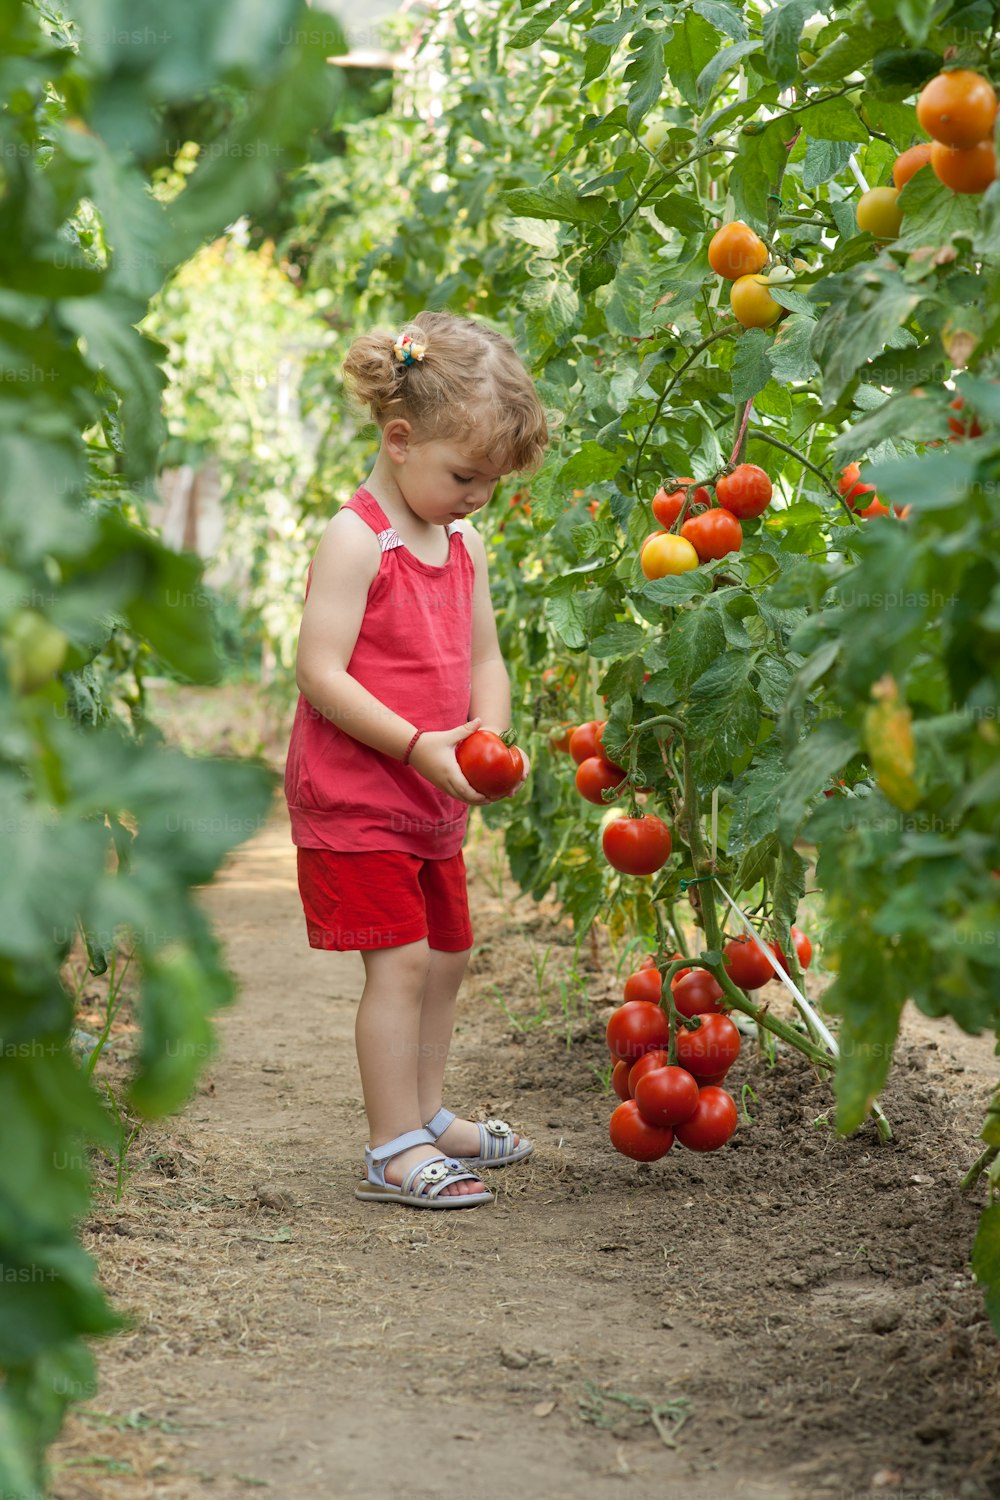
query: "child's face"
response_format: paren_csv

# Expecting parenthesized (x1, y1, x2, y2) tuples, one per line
(389, 426, 505, 526)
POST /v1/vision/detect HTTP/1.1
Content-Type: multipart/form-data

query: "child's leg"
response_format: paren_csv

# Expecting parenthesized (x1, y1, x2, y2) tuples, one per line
(416, 946, 522, 1157)
(356, 940, 482, 1197)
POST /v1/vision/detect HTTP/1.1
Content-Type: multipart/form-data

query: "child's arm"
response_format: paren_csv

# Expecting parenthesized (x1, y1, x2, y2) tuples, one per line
(295, 511, 487, 804)
(462, 525, 530, 791)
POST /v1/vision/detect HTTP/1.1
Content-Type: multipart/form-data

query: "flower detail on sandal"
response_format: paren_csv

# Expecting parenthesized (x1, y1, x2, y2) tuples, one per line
(424, 1107, 534, 1168)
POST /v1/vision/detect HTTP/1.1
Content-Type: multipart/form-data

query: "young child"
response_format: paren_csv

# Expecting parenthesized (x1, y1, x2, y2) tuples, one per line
(284, 311, 549, 1209)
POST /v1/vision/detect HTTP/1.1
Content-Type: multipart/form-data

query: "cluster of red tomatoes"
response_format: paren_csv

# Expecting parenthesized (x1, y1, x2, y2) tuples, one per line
(640, 466, 772, 579)
(560, 719, 673, 876)
(607, 958, 740, 1159)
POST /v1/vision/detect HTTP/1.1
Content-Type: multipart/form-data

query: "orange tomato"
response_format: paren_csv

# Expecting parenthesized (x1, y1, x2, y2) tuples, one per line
(892, 142, 933, 189)
(707, 221, 768, 280)
(916, 69, 997, 149)
(730, 274, 782, 329)
(855, 186, 902, 240)
(858, 498, 891, 519)
(640, 532, 700, 579)
(930, 139, 997, 195)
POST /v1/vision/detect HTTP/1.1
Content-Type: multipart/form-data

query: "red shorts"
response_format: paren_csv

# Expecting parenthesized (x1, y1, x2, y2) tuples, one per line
(295, 847, 473, 953)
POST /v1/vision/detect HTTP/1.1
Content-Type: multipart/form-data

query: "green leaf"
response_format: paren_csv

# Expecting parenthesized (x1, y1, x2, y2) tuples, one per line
(863, 449, 978, 512)
(625, 29, 666, 130)
(871, 47, 941, 90)
(686, 652, 761, 780)
(896, 167, 980, 249)
(972, 1204, 1000, 1338)
(761, 0, 814, 84)
(731, 328, 773, 403)
(801, 139, 855, 190)
(827, 943, 907, 1131)
(728, 121, 791, 232)
(667, 604, 726, 694)
(509, 0, 576, 47)
(831, 395, 950, 464)
(590, 621, 647, 658)
(811, 281, 921, 406)
(545, 593, 589, 650)
(777, 721, 858, 841)
(793, 94, 868, 144)
(503, 184, 610, 227)
(696, 38, 759, 108)
(523, 273, 580, 341)
(58, 296, 166, 478)
(692, 0, 748, 42)
(640, 571, 713, 608)
(769, 315, 819, 384)
(665, 12, 720, 109)
(802, 20, 900, 85)
(558, 442, 625, 487)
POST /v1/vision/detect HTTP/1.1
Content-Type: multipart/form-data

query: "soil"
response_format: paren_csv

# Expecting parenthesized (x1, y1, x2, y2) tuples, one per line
(48, 690, 1000, 1500)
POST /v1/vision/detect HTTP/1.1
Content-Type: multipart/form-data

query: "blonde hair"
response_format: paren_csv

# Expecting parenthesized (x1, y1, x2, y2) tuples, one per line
(342, 310, 549, 475)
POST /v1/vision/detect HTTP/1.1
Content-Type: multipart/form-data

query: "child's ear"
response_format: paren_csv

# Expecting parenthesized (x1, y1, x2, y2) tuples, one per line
(383, 419, 412, 464)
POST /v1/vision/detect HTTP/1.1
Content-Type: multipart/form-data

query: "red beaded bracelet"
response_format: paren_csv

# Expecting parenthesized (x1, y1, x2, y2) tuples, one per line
(402, 728, 424, 765)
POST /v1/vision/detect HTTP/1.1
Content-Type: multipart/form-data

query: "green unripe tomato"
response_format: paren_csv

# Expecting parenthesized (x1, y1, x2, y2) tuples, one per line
(2, 609, 68, 693)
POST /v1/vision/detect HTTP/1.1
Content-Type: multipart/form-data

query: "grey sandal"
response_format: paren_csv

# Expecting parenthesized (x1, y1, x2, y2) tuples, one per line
(424, 1107, 534, 1167)
(355, 1127, 493, 1209)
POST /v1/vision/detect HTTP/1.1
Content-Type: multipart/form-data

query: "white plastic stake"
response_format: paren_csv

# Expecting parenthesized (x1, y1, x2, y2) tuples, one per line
(713, 878, 839, 1055)
(847, 153, 870, 195)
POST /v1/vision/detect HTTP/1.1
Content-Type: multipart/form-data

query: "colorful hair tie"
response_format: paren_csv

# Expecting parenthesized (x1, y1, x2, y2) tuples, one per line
(393, 332, 426, 366)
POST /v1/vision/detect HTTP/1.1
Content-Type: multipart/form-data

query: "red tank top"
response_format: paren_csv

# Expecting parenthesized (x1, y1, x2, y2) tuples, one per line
(283, 486, 475, 857)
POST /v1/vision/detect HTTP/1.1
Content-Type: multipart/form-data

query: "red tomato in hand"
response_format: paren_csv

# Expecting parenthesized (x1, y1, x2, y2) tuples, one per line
(769, 926, 813, 973)
(651, 479, 710, 528)
(623, 967, 662, 1004)
(671, 969, 725, 1018)
(456, 731, 524, 797)
(715, 464, 772, 519)
(569, 720, 606, 765)
(576, 756, 624, 805)
(674, 1013, 741, 1079)
(611, 1059, 632, 1101)
(627, 1048, 672, 1097)
(634, 1065, 700, 1127)
(609, 1099, 674, 1161)
(606, 1000, 670, 1061)
(602, 815, 672, 875)
(674, 1086, 738, 1151)
(722, 934, 774, 990)
(680, 508, 743, 562)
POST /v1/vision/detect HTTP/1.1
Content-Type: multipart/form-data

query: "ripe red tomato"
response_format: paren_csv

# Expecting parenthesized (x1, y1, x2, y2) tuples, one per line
(623, 967, 661, 1004)
(838, 462, 878, 511)
(671, 969, 724, 1018)
(769, 926, 813, 973)
(651, 479, 710, 528)
(638, 954, 658, 970)
(576, 756, 624, 806)
(609, 1099, 674, 1161)
(606, 1000, 671, 1061)
(602, 815, 672, 876)
(456, 731, 524, 797)
(715, 464, 772, 519)
(549, 723, 573, 754)
(948, 396, 983, 438)
(674, 1013, 741, 1079)
(569, 720, 606, 765)
(627, 1048, 672, 1097)
(680, 508, 743, 562)
(722, 934, 774, 990)
(611, 1059, 632, 1102)
(633, 1065, 700, 1128)
(674, 1087, 738, 1152)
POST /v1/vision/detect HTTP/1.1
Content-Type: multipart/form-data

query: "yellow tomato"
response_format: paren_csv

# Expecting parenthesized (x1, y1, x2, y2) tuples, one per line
(640, 532, 700, 579)
(730, 274, 782, 329)
(855, 186, 902, 240)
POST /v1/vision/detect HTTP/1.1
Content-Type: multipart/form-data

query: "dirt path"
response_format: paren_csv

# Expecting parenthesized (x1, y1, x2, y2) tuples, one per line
(52, 794, 1000, 1500)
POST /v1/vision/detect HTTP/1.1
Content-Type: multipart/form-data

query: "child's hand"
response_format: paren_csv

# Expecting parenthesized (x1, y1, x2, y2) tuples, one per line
(408, 719, 490, 804)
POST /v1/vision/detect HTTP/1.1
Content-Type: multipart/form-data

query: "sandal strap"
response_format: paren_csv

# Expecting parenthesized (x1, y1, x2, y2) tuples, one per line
(423, 1106, 456, 1139)
(365, 1127, 436, 1169)
(400, 1155, 484, 1200)
(476, 1118, 516, 1161)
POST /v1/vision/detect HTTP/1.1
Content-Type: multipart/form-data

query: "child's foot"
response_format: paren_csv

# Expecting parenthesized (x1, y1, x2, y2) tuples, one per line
(382, 1143, 485, 1198)
(434, 1116, 523, 1160)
